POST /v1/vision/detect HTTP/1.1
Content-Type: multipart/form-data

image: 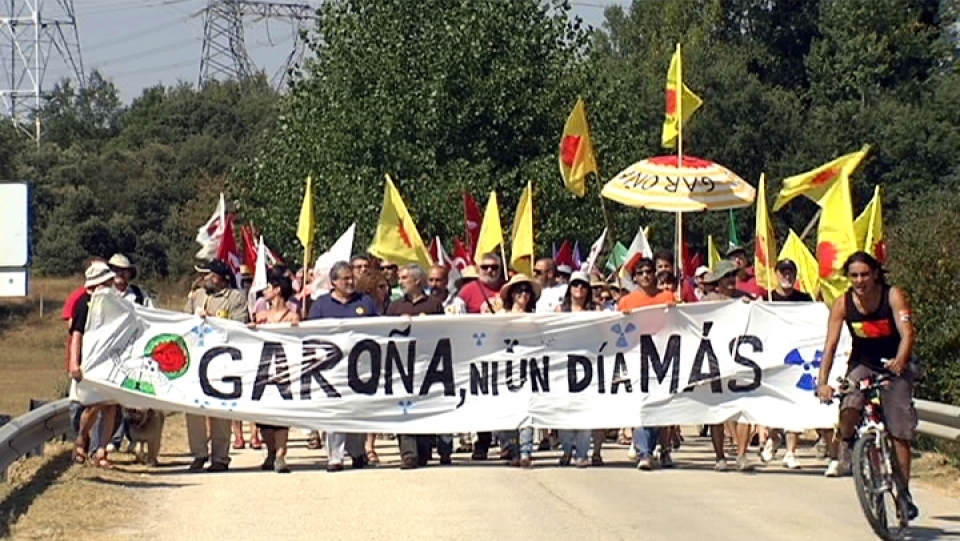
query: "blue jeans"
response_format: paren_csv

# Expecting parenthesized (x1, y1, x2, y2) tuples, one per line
(496, 427, 534, 458)
(559, 429, 591, 460)
(633, 427, 661, 458)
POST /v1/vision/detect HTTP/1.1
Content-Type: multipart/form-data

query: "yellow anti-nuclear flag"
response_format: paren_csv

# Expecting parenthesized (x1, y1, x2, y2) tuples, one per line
(559, 98, 598, 197)
(778, 229, 820, 298)
(772, 145, 869, 211)
(853, 185, 887, 263)
(510, 182, 534, 276)
(754, 174, 778, 292)
(296, 175, 315, 256)
(474, 191, 504, 264)
(816, 173, 858, 305)
(707, 235, 722, 271)
(661, 43, 702, 149)
(368, 175, 433, 269)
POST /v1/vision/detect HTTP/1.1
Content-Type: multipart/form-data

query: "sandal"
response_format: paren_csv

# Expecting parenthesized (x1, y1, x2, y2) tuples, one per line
(250, 440, 263, 451)
(232, 439, 246, 450)
(73, 435, 89, 465)
(365, 450, 380, 465)
(95, 456, 115, 469)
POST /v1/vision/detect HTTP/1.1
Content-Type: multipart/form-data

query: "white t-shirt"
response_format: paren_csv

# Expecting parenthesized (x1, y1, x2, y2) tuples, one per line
(535, 284, 568, 313)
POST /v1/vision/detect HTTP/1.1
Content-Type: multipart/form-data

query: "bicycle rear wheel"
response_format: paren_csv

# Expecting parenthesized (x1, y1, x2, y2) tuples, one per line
(852, 434, 908, 540)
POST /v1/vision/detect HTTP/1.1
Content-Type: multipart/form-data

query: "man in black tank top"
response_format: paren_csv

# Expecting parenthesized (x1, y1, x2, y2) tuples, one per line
(817, 252, 919, 519)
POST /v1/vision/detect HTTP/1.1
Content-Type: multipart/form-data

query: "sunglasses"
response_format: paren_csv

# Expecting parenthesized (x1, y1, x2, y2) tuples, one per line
(634, 269, 654, 276)
(571, 281, 589, 288)
(514, 287, 533, 295)
(599, 295, 613, 302)
(533, 269, 544, 276)
(480, 264, 500, 271)
(382, 265, 398, 271)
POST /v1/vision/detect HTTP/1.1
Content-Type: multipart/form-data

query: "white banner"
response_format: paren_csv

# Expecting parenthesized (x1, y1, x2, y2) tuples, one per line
(77, 291, 850, 432)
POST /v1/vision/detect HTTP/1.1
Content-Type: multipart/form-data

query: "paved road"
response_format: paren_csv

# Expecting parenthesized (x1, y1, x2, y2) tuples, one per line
(143, 434, 960, 541)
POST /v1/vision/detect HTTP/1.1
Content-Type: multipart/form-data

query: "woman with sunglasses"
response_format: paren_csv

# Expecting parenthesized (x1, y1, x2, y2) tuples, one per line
(555, 271, 604, 467)
(491, 274, 541, 466)
(354, 269, 392, 464)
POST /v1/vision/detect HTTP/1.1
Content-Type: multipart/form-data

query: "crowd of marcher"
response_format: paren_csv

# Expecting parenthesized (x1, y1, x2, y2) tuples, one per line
(64, 245, 852, 478)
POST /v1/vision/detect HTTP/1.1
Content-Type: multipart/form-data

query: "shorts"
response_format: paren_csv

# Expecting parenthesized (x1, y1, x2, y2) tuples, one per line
(840, 364, 918, 441)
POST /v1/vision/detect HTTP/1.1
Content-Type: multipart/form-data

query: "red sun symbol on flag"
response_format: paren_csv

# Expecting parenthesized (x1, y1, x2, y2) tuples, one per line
(817, 241, 838, 278)
(560, 135, 581, 167)
(665, 88, 678, 115)
(755, 235, 768, 266)
(811, 167, 839, 186)
(397, 218, 413, 248)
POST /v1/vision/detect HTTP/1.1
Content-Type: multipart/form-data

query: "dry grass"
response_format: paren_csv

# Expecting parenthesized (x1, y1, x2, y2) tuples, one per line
(0, 277, 191, 539)
(914, 452, 960, 499)
(2, 416, 192, 541)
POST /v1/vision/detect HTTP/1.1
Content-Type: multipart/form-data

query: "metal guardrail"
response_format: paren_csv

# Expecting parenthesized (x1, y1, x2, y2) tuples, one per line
(0, 397, 956, 483)
(916, 399, 960, 441)
(0, 399, 72, 482)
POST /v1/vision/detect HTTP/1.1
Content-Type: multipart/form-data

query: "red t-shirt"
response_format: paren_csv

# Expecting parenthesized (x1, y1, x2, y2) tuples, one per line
(457, 280, 501, 314)
(736, 268, 767, 299)
(63, 286, 86, 321)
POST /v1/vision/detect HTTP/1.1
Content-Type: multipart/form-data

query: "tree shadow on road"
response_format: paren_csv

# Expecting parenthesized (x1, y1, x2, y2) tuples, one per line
(905, 526, 960, 540)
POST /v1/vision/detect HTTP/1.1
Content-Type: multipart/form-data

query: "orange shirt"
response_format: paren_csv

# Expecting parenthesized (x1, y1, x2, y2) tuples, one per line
(617, 289, 675, 311)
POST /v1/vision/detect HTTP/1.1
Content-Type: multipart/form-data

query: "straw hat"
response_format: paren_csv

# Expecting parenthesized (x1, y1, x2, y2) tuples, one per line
(108, 253, 137, 280)
(85, 261, 116, 289)
(499, 273, 541, 302)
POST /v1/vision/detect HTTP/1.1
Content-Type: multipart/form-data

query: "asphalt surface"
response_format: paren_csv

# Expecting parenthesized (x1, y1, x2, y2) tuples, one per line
(142, 433, 960, 541)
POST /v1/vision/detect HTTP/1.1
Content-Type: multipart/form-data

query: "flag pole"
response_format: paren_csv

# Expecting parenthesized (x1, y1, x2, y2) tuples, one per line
(584, 99, 615, 270)
(675, 43, 685, 286)
(798, 208, 822, 242)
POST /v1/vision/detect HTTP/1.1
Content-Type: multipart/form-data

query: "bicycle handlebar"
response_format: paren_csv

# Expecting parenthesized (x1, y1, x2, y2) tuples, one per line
(833, 372, 895, 398)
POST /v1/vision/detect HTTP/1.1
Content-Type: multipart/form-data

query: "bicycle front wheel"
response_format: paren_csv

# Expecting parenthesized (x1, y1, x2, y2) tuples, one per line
(852, 433, 908, 540)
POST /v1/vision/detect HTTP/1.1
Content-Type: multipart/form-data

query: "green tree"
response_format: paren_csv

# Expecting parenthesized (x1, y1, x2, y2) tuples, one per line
(237, 0, 593, 263)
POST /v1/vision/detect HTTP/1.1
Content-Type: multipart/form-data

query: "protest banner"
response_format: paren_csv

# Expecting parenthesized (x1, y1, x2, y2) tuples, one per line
(76, 291, 850, 433)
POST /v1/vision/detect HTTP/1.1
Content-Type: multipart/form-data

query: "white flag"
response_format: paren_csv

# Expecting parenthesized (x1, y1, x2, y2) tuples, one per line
(195, 193, 225, 260)
(582, 228, 607, 275)
(251, 236, 268, 294)
(619, 224, 654, 282)
(311, 223, 356, 299)
(433, 238, 461, 293)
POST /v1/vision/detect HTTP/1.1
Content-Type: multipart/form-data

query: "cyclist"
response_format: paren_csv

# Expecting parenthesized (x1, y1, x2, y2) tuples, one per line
(816, 251, 919, 519)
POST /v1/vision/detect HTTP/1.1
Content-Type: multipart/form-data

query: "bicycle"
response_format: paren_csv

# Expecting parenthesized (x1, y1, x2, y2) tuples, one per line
(833, 372, 912, 540)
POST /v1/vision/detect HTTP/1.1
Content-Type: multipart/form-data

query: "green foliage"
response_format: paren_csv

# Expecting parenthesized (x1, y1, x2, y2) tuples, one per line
(888, 190, 960, 406)
(9, 74, 278, 278)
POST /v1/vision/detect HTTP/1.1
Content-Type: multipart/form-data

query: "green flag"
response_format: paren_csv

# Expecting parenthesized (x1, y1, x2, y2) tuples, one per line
(727, 209, 740, 250)
(605, 241, 629, 273)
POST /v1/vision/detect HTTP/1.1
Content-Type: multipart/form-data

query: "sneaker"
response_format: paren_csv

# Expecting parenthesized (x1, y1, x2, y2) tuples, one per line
(399, 458, 418, 470)
(736, 455, 754, 472)
(626, 445, 637, 460)
(575, 458, 589, 468)
(782, 452, 800, 470)
(105, 443, 117, 453)
(636, 456, 654, 471)
(904, 493, 920, 521)
(558, 454, 571, 467)
(188, 457, 208, 471)
(275, 456, 290, 474)
(714, 458, 728, 472)
(439, 454, 453, 466)
(760, 438, 777, 463)
(261, 455, 276, 471)
(824, 459, 851, 477)
(519, 455, 532, 468)
(326, 463, 345, 473)
(660, 451, 674, 469)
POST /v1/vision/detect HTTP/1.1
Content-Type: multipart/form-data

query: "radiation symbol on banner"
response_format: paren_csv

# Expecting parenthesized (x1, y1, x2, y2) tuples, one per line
(783, 348, 823, 391)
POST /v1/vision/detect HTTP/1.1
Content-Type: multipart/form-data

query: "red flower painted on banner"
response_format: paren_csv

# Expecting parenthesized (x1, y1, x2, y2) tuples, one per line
(145, 334, 190, 380)
(560, 135, 581, 167)
(817, 241, 838, 278)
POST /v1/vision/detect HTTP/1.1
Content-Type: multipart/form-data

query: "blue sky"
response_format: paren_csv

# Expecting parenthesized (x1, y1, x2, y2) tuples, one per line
(61, 1, 628, 103)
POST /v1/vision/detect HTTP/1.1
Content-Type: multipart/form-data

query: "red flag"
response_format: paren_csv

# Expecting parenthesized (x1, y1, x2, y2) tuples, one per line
(429, 237, 448, 268)
(217, 214, 243, 284)
(554, 240, 573, 267)
(463, 193, 482, 264)
(240, 225, 258, 268)
(451, 237, 471, 271)
(680, 240, 700, 278)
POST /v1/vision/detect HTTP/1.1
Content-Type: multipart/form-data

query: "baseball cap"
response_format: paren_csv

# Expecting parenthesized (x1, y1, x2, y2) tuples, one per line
(775, 259, 798, 273)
